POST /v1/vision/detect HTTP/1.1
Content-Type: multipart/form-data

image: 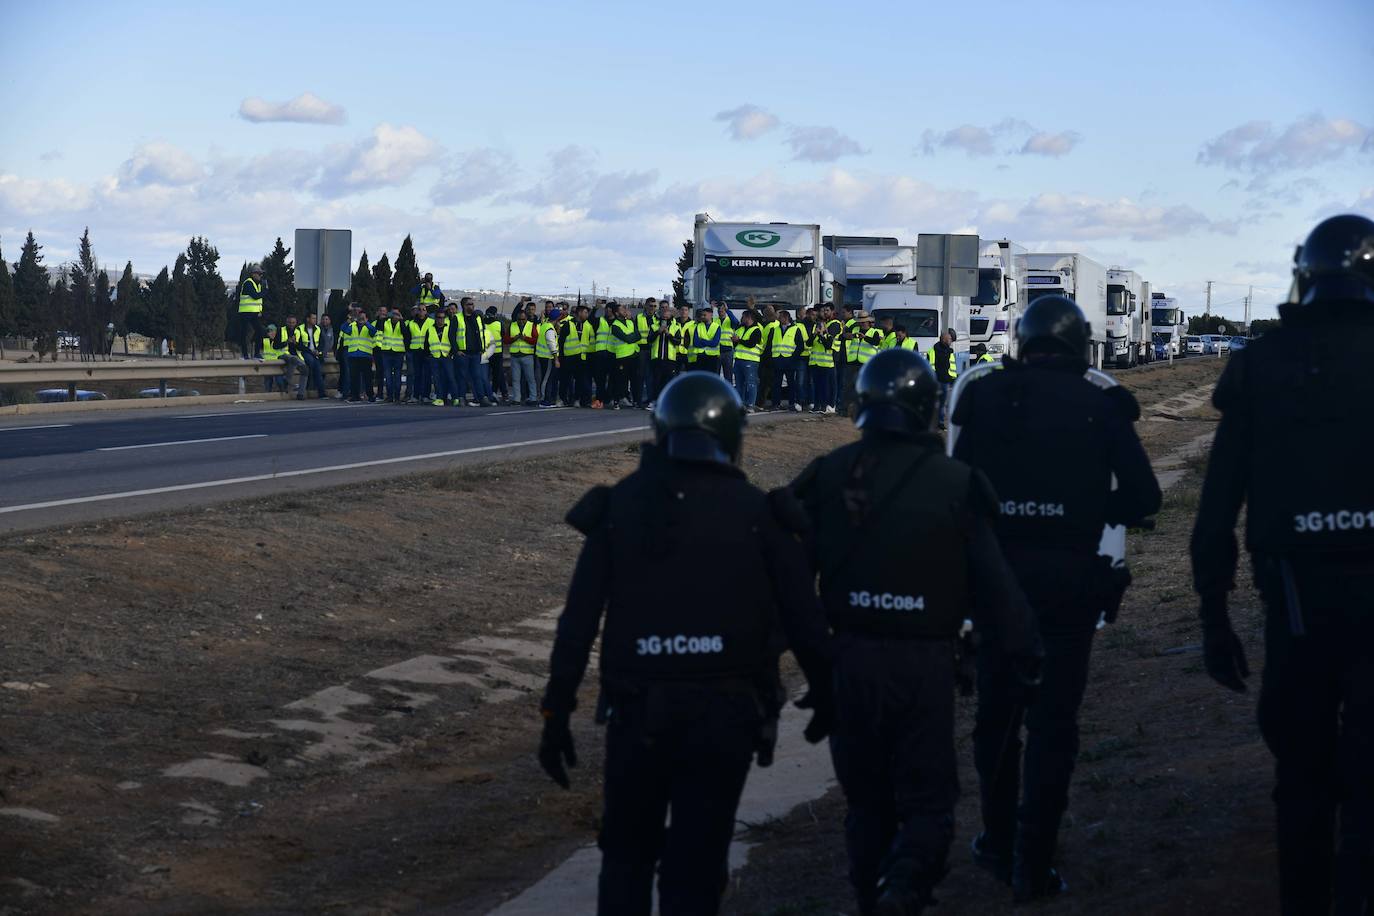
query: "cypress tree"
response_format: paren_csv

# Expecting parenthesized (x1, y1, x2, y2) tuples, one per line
(187, 238, 227, 354)
(113, 262, 135, 350)
(673, 239, 694, 307)
(0, 241, 15, 339)
(390, 235, 420, 311)
(94, 269, 112, 357)
(260, 237, 296, 326)
(144, 266, 173, 343)
(171, 253, 198, 357)
(348, 251, 379, 313)
(372, 252, 393, 311)
(42, 277, 68, 360)
(12, 232, 49, 340)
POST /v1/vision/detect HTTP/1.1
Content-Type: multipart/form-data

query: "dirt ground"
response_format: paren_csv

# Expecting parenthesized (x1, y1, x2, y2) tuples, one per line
(721, 357, 1278, 915)
(0, 358, 1268, 916)
(0, 413, 858, 915)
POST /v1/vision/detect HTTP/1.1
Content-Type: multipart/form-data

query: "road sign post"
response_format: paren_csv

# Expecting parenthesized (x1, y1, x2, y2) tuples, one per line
(294, 229, 353, 319)
(916, 233, 980, 365)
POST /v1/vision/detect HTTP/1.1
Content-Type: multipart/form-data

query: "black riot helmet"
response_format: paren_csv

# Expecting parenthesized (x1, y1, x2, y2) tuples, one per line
(651, 371, 746, 465)
(1016, 295, 1090, 359)
(854, 348, 939, 437)
(1291, 214, 1374, 308)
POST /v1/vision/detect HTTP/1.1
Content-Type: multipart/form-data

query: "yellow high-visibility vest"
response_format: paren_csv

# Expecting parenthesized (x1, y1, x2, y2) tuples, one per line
(238, 277, 263, 314)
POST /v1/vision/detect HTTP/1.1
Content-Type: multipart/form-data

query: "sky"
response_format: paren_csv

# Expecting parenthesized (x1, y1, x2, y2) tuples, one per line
(2, 0, 1371, 321)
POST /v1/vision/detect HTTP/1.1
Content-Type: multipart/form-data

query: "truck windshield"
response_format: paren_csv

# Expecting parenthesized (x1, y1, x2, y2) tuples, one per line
(1027, 288, 1069, 305)
(972, 268, 1002, 306)
(1107, 286, 1130, 315)
(871, 308, 939, 338)
(708, 272, 810, 310)
(1152, 308, 1180, 326)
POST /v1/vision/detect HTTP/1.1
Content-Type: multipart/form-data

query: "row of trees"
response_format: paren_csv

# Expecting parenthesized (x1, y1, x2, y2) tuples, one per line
(0, 230, 430, 358)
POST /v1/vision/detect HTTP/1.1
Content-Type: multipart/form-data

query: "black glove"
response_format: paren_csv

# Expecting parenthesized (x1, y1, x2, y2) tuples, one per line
(1200, 593, 1249, 692)
(538, 709, 577, 789)
(795, 689, 834, 744)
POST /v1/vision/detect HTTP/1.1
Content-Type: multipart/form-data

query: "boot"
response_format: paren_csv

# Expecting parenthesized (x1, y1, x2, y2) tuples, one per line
(1012, 823, 1067, 903)
(873, 857, 939, 916)
(972, 831, 1012, 885)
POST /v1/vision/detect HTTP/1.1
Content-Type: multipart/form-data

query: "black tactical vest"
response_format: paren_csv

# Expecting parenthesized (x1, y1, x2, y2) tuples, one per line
(599, 459, 776, 680)
(1239, 325, 1374, 553)
(802, 437, 970, 639)
(956, 366, 1113, 550)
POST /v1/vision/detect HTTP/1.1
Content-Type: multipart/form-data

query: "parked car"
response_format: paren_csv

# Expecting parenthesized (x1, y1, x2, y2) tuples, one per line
(138, 387, 201, 398)
(1200, 334, 1231, 355)
(1228, 336, 1249, 352)
(1184, 335, 1204, 355)
(56, 330, 80, 351)
(35, 388, 107, 403)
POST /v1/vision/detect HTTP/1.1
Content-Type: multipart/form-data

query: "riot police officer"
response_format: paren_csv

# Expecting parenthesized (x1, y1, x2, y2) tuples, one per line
(538, 371, 834, 916)
(951, 296, 1161, 902)
(791, 349, 1042, 915)
(1191, 214, 1374, 915)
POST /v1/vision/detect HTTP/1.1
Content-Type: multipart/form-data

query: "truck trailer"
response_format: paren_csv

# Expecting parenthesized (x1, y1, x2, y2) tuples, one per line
(825, 236, 917, 311)
(682, 214, 845, 316)
(1024, 252, 1109, 368)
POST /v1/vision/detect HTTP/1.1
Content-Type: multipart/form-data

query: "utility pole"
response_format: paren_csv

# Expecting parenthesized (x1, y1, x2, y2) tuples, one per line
(501, 261, 512, 312)
(1245, 285, 1253, 333)
(1205, 280, 1213, 316)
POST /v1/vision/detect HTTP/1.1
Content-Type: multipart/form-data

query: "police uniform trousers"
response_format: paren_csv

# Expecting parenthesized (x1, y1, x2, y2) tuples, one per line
(973, 547, 1098, 864)
(830, 633, 958, 913)
(597, 684, 760, 916)
(1255, 554, 1374, 916)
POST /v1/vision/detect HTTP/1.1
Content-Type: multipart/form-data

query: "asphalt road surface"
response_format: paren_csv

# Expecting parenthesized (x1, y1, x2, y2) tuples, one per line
(0, 400, 669, 533)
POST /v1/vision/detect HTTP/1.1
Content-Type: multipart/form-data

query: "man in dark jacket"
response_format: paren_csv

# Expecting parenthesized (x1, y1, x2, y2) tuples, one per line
(952, 296, 1161, 902)
(1190, 214, 1374, 916)
(538, 373, 833, 916)
(793, 349, 1042, 915)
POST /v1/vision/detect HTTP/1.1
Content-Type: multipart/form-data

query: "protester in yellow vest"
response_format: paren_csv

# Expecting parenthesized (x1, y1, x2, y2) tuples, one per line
(238, 264, 265, 359)
(731, 309, 764, 411)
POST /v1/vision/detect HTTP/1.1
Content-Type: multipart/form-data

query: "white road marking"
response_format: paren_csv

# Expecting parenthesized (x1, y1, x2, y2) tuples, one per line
(0, 426, 648, 515)
(96, 434, 268, 452)
(0, 424, 73, 432)
(173, 404, 369, 420)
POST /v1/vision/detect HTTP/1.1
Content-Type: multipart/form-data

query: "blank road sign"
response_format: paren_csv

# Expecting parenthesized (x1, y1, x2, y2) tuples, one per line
(294, 229, 353, 290)
(915, 233, 979, 297)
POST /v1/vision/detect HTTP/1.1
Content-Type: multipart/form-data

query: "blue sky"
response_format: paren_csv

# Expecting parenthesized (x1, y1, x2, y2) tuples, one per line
(2, 0, 1371, 319)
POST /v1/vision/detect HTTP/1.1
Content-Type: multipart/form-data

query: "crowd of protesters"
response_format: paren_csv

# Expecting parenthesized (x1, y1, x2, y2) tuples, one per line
(242, 267, 972, 418)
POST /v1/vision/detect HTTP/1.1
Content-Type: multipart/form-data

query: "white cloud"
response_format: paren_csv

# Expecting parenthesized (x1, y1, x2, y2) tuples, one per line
(499, 145, 658, 219)
(1197, 114, 1371, 172)
(0, 173, 92, 214)
(786, 126, 866, 162)
(1020, 131, 1081, 157)
(316, 124, 440, 196)
(714, 104, 780, 141)
(117, 142, 204, 187)
(238, 92, 346, 125)
(920, 119, 1074, 158)
(920, 123, 998, 157)
(1003, 193, 1222, 242)
(431, 148, 517, 205)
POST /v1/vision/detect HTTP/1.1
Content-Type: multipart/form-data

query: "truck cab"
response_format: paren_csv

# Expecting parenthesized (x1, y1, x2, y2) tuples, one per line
(683, 214, 844, 318)
(1150, 294, 1186, 357)
(863, 284, 947, 357)
(971, 240, 1026, 359)
(1105, 268, 1145, 368)
(824, 236, 915, 311)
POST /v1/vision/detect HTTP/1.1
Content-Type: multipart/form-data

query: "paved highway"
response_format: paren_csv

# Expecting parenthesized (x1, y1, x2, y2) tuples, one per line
(0, 401, 669, 533)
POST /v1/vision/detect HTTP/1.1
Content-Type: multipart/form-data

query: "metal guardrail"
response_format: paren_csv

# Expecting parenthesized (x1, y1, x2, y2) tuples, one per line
(0, 359, 286, 386)
(0, 359, 288, 401)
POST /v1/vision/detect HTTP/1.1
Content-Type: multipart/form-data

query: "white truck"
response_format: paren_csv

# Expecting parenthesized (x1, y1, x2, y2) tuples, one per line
(682, 214, 845, 315)
(971, 240, 1027, 359)
(1024, 252, 1109, 368)
(1105, 268, 1147, 368)
(1150, 293, 1187, 358)
(862, 284, 957, 357)
(825, 236, 917, 312)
